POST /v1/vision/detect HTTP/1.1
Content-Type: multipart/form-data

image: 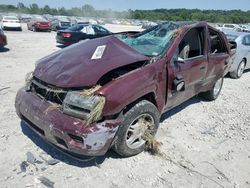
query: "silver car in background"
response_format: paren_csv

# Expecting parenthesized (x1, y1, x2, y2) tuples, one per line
(225, 32, 250, 78)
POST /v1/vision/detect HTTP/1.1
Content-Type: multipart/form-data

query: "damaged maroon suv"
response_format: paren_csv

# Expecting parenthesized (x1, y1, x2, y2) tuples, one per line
(15, 22, 231, 157)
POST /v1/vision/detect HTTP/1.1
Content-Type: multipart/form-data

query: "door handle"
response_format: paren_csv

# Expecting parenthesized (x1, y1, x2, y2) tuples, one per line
(200, 65, 206, 70)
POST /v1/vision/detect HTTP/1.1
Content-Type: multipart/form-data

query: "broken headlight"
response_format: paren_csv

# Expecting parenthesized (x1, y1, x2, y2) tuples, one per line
(63, 91, 105, 125)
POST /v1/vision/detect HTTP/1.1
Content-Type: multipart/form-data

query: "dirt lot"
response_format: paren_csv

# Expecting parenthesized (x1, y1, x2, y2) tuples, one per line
(0, 24, 250, 188)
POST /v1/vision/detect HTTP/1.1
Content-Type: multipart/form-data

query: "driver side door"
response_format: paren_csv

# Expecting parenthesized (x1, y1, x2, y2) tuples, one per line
(166, 27, 208, 109)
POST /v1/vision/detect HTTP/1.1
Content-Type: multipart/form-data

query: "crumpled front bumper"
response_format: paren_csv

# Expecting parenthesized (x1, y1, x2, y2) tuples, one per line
(15, 88, 122, 156)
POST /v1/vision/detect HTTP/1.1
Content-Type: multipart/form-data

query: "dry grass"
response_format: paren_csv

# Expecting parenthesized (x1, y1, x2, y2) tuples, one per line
(143, 130, 163, 156)
(85, 95, 105, 125)
(44, 103, 60, 115)
(172, 28, 183, 38)
(78, 85, 105, 125)
(79, 85, 101, 96)
(25, 71, 33, 85)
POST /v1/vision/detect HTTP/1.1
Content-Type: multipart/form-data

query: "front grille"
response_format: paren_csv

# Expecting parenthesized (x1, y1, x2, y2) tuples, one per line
(30, 78, 67, 105)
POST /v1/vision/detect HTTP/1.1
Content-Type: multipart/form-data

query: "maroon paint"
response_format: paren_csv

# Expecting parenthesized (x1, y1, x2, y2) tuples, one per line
(16, 88, 122, 156)
(0, 34, 7, 47)
(34, 36, 150, 87)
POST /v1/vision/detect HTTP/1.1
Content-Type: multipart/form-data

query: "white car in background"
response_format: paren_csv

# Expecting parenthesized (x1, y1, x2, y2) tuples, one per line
(1, 16, 22, 31)
(225, 31, 250, 78)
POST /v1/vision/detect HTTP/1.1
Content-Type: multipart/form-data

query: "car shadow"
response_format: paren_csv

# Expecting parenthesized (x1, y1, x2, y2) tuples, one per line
(3, 28, 22, 31)
(20, 121, 121, 168)
(244, 69, 250, 74)
(160, 96, 202, 122)
(0, 47, 10, 52)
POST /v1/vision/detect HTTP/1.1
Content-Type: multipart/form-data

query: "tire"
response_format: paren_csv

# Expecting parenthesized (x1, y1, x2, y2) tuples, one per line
(32, 26, 36, 32)
(200, 77, 224, 101)
(112, 100, 160, 157)
(229, 59, 246, 79)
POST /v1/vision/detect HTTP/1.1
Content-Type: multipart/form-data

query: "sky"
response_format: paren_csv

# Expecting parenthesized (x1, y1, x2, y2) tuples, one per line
(0, 0, 250, 11)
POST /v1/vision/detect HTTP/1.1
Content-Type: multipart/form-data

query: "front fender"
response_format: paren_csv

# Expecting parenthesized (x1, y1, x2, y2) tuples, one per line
(97, 61, 167, 116)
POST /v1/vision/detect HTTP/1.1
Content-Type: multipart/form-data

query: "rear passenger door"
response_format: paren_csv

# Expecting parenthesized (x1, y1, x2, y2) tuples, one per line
(208, 27, 230, 78)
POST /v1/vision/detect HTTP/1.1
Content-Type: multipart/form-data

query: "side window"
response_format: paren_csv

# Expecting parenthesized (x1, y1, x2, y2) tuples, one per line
(178, 27, 204, 60)
(209, 29, 226, 54)
(93, 26, 108, 35)
(81, 25, 95, 35)
(243, 36, 250, 46)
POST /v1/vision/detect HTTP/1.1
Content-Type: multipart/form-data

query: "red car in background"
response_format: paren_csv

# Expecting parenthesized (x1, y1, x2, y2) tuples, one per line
(0, 27, 7, 48)
(27, 16, 51, 32)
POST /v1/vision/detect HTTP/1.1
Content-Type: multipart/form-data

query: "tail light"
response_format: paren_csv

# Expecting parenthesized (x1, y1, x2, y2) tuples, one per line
(63, 33, 71, 38)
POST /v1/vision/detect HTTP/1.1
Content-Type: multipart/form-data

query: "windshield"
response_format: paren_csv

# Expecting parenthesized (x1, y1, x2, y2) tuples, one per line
(117, 22, 180, 57)
(68, 24, 86, 31)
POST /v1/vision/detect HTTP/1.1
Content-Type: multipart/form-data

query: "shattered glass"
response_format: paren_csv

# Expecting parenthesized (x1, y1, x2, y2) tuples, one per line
(118, 22, 180, 57)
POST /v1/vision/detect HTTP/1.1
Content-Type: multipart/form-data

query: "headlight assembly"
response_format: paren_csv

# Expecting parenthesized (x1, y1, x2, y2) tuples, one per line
(63, 91, 105, 125)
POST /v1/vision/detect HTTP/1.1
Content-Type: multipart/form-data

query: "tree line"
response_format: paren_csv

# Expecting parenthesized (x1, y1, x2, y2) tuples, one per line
(0, 3, 250, 23)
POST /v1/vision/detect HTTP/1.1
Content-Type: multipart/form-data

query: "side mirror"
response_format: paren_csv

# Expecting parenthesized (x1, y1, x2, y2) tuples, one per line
(228, 40, 237, 50)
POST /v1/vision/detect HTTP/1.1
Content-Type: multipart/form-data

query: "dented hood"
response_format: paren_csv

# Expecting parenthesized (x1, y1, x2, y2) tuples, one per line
(34, 36, 149, 88)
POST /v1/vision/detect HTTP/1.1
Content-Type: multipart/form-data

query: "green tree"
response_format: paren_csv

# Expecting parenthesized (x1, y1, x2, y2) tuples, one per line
(29, 3, 39, 14)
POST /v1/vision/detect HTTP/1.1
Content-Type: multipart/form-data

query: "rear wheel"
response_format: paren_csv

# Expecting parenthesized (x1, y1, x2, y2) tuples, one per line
(200, 77, 223, 101)
(112, 100, 160, 157)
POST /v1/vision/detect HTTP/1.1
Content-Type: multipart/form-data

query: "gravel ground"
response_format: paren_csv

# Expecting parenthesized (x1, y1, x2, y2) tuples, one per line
(0, 24, 249, 188)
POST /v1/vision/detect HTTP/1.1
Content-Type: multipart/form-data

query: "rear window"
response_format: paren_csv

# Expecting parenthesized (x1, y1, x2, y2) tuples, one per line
(61, 22, 70, 27)
(225, 34, 239, 41)
(209, 29, 227, 54)
(4, 16, 18, 20)
(68, 24, 86, 31)
(224, 24, 235, 28)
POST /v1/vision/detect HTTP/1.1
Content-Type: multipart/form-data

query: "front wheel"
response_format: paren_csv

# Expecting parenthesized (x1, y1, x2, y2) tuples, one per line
(112, 100, 160, 157)
(230, 59, 246, 79)
(199, 77, 224, 101)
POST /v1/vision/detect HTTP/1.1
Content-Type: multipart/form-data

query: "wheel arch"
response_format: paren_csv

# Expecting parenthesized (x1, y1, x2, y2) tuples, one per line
(122, 92, 158, 115)
(243, 57, 247, 65)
